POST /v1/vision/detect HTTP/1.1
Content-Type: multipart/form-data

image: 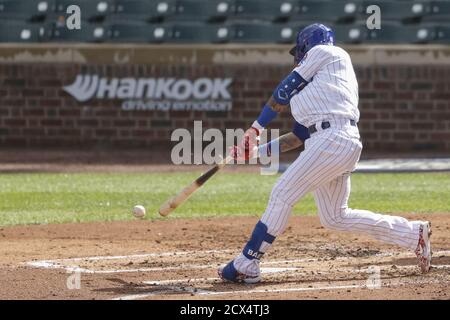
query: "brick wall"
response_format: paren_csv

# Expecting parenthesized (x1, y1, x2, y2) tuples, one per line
(0, 45, 449, 153)
(356, 65, 450, 152)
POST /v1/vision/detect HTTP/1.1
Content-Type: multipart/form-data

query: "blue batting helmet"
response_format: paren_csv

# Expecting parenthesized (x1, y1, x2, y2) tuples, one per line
(289, 23, 335, 64)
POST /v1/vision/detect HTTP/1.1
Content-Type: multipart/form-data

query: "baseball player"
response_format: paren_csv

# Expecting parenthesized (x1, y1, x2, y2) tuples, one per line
(219, 23, 432, 284)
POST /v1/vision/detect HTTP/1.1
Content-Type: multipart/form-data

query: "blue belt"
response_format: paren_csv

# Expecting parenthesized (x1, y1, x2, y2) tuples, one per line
(308, 120, 356, 135)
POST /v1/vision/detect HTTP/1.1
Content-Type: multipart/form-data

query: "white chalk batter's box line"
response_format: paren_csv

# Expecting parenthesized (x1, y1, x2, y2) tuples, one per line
(24, 248, 397, 273)
(114, 277, 450, 300)
(22, 248, 450, 300)
(24, 249, 450, 274)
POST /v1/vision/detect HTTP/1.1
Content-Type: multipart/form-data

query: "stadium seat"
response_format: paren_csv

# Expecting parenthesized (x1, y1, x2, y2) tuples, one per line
(0, 22, 45, 42)
(287, 21, 365, 44)
(294, 0, 360, 24)
(50, 23, 107, 42)
(107, 22, 169, 43)
(231, 0, 296, 22)
(288, 21, 335, 33)
(112, 0, 175, 22)
(422, 1, 450, 23)
(230, 22, 295, 43)
(361, 0, 427, 23)
(365, 24, 436, 44)
(0, 0, 51, 22)
(169, 0, 232, 22)
(432, 25, 450, 43)
(0, 0, 449, 45)
(333, 24, 366, 44)
(168, 23, 231, 43)
(53, 0, 112, 22)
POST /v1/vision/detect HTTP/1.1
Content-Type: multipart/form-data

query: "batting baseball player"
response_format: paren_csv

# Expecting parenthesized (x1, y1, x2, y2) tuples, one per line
(219, 23, 432, 283)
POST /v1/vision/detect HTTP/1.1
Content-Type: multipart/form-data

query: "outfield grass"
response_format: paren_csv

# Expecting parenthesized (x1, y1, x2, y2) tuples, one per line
(0, 172, 449, 226)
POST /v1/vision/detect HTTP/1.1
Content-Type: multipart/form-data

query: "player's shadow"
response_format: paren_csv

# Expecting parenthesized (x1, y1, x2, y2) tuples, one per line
(93, 278, 240, 297)
(93, 277, 276, 297)
(93, 278, 157, 296)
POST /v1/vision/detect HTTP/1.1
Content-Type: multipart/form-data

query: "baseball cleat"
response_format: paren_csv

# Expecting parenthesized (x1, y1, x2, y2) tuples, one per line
(415, 221, 432, 273)
(218, 260, 261, 284)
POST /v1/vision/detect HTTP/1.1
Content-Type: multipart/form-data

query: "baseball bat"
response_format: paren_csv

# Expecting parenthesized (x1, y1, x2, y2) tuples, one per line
(158, 155, 234, 217)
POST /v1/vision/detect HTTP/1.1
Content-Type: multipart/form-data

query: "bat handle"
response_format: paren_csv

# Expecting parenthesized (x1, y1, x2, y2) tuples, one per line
(219, 154, 234, 167)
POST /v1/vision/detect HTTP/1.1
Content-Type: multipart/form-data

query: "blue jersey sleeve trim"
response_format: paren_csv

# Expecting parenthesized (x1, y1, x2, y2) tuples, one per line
(292, 121, 310, 142)
(272, 71, 308, 106)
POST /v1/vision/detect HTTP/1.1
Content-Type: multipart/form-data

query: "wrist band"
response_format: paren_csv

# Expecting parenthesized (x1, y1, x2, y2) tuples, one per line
(256, 104, 277, 127)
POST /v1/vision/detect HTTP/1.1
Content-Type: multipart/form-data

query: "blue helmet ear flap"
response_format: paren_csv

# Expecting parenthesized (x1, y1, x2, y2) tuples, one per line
(289, 46, 296, 56)
(289, 45, 300, 64)
(290, 43, 307, 64)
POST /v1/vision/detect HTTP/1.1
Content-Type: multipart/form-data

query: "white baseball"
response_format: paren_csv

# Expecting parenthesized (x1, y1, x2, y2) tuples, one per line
(133, 205, 146, 218)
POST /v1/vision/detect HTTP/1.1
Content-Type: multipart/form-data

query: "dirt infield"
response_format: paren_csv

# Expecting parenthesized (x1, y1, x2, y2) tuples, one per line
(0, 214, 449, 300)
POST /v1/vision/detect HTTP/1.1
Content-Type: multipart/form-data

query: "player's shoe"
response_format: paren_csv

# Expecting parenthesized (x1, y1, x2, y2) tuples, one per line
(218, 260, 261, 284)
(415, 221, 432, 273)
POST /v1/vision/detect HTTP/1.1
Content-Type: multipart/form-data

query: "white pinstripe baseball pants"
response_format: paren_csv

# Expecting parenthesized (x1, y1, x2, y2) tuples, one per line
(234, 120, 423, 276)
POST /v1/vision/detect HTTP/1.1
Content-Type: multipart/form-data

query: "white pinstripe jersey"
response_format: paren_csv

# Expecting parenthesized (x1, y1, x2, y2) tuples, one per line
(290, 45, 360, 128)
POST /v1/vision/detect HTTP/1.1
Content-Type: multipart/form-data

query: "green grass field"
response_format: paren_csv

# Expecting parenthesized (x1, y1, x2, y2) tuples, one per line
(0, 172, 449, 226)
